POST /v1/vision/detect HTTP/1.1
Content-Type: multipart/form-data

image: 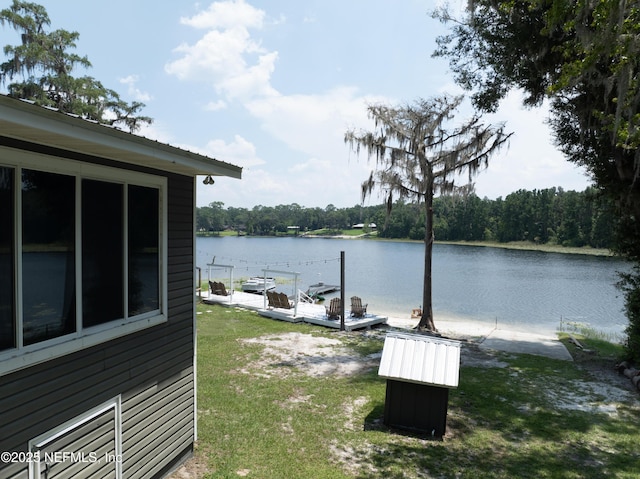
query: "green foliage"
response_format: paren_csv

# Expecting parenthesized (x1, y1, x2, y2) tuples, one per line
(433, 0, 640, 361)
(196, 201, 382, 237)
(0, 0, 152, 132)
(197, 186, 616, 250)
(618, 266, 640, 363)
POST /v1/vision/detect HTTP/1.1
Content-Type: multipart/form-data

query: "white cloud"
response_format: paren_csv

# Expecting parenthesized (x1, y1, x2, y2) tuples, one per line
(204, 99, 228, 111)
(180, 0, 265, 30)
(165, 0, 277, 101)
(204, 134, 264, 168)
(174, 134, 264, 169)
(289, 157, 331, 173)
(217, 50, 279, 99)
(170, 1, 590, 208)
(165, 1, 387, 207)
(245, 86, 385, 157)
(198, 167, 286, 208)
(135, 120, 175, 145)
(473, 91, 591, 198)
(119, 74, 152, 102)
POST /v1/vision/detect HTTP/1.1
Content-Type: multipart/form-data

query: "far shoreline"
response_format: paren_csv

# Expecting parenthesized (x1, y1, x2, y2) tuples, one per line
(197, 231, 616, 257)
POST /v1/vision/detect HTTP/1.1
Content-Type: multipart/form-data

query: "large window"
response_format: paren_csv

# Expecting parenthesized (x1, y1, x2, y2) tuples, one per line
(0, 151, 165, 370)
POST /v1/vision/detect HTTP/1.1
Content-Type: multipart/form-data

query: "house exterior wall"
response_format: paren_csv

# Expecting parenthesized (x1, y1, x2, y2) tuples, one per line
(0, 141, 196, 479)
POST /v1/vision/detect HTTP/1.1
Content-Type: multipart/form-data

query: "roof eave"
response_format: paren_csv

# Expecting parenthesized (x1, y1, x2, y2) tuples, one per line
(0, 95, 242, 179)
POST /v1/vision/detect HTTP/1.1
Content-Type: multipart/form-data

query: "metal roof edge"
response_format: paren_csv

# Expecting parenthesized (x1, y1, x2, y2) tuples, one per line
(0, 95, 242, 179)
(384, 331, 462, 348)
(378, 331, 461, 388)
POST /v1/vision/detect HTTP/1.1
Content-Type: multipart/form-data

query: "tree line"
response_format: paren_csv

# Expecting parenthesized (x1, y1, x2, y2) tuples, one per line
(196, 186, 615, 249)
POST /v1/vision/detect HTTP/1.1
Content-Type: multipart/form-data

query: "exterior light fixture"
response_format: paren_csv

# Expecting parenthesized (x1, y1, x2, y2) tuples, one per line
(203, 175, 215, 185)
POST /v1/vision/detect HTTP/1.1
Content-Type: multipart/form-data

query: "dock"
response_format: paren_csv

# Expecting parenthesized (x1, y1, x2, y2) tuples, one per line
(200, 290, 388, 331)
(306, 282, 340, 297)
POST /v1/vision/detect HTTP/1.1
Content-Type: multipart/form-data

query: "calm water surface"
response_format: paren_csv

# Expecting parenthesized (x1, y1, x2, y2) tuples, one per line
(196, 236, 630, 337)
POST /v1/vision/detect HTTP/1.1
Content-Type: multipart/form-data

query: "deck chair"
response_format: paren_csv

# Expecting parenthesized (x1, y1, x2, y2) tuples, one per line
(267, 290, 279, 308)
(217, 282, 229, 296)
(210, 281, 229, 296)
(325, 297, 341, 320)
(277, 292, 293, 309)
(350, 296, 368, 318)
(209, 281, 221, 295)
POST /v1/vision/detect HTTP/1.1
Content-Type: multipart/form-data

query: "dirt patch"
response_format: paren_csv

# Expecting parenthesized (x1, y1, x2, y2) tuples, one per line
(239, 331, 381, 378)
(543, 361, 638, 416)
(458, 336, 638, 414)
(458, 340, 511, 369)
(165, 455, 209, 479)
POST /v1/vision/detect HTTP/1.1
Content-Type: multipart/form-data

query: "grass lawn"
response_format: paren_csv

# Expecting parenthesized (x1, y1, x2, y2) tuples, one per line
(189, 303, 640, 479)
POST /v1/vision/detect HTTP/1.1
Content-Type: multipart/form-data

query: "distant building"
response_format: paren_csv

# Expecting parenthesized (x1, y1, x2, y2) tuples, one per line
(352, 223, 377, 229)
(0, 95, 241, 478)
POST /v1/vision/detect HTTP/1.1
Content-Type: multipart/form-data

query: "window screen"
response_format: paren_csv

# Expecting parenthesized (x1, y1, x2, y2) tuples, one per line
(22, 170, 76, 345)
(82, 179, 124, 327)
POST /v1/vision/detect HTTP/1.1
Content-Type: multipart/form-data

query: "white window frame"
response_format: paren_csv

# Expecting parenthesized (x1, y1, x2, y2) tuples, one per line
(0, 147, 168, 376)
(28, 396, 122, 479)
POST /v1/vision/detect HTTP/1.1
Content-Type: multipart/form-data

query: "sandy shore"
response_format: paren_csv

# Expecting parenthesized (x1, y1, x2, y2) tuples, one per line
(386, 315, 496, 338)
(384, 314, 573, 361)
(384, 310, 561, 336)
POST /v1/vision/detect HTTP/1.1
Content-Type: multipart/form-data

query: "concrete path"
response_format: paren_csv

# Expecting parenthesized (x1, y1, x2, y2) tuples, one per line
(478, 328, 573, 361)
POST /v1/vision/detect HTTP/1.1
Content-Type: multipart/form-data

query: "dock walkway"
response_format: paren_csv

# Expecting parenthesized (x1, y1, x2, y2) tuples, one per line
(200, 290, 387, 331)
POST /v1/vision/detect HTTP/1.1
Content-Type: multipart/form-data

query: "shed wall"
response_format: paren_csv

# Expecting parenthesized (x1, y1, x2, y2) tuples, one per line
(0, 144, 196, 479)
(383, 379, 449, 437)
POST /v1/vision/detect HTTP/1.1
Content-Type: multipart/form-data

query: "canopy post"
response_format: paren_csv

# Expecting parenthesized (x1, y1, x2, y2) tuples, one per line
(340, 251, 345, 331)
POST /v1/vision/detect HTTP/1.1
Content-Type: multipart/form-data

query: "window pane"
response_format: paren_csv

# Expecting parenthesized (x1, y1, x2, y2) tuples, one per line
(22, 170, 76, 345)
(0, 167, 14, 350)
(82, 180, 124, 327)
(128, 185, 159, 316)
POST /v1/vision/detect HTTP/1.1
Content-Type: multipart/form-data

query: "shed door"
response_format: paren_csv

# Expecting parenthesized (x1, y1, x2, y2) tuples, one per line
(29, 399, 121, 479)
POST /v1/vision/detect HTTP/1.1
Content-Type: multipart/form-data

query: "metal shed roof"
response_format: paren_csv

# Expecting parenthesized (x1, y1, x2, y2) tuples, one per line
(0, 95, 242, 179)
(378, 332, 461, 388)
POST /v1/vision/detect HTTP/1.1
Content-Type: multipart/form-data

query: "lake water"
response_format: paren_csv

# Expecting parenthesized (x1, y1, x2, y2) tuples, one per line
(196, 236, 630, 337)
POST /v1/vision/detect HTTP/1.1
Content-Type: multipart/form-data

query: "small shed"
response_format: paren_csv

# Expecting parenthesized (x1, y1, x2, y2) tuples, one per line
(378, 331, 461, 437)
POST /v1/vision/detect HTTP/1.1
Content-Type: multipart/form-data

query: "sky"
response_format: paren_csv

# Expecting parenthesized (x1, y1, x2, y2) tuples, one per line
(5, 0, 592, 208)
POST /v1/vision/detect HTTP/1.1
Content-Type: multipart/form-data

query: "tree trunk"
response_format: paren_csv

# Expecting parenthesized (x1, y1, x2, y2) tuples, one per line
(417, 187, 437, 331)
(616, 361, 640, 392)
